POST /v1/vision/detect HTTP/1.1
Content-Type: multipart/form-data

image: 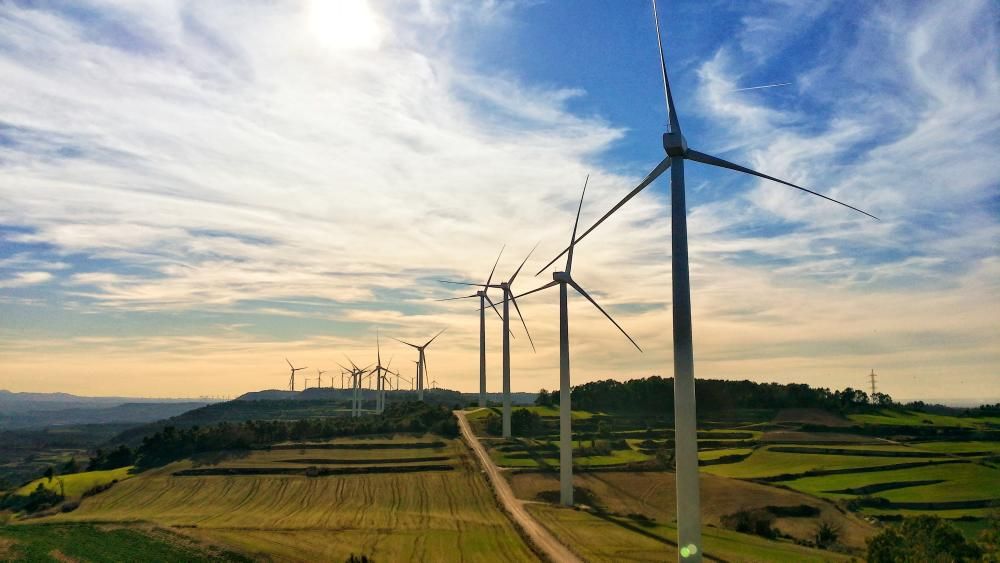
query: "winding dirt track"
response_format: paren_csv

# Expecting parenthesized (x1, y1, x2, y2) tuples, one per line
(455, 410, 582, 563)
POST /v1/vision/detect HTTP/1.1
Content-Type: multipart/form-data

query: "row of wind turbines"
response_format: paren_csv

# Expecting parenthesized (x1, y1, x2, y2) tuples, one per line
(437, 1, 877, 560)
(282, 329, 446, 417)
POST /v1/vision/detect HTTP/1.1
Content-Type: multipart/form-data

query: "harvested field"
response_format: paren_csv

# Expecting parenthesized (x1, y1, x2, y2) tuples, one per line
(42, 438, 537, 562)
(526, 504, 855, 562)
(506, 470, 874, 550)
(761, 431, 878, 443)
(701, 446, 940, 479)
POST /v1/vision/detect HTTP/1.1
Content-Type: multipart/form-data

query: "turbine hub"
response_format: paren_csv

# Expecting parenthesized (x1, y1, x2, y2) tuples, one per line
(553, 271, 571, 283)
(663, 132, 688, 157)
(476, 290, 486, 297)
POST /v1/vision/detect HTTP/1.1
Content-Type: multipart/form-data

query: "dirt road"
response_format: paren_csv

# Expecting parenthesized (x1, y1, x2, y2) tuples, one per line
(455, 410, 582, 563)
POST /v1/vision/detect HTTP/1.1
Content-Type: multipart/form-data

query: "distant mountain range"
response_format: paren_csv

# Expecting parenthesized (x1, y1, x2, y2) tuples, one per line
(0, 390, 213, 430)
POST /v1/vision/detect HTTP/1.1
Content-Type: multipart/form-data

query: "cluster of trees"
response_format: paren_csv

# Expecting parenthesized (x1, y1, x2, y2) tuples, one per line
(552, 377, 894, 414)
(0, 482, 63, 513)
(484, 409, 543, 437)
(867, 514, 998, 562)
(133, 402, 458, 468)
(87, 445, 134, 471)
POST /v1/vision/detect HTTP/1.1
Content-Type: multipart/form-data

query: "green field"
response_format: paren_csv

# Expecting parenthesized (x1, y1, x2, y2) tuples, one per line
(40, 437, 536, 562)
(909, 441, 1000, 454)
(848, 409, 1000, 428)
(783, 461, 1000, 503)
(0, 523, 248, 562)
(526, 504, 852, 562)
(465, 405, 598, 421)
(488, 438, 652, 469)
(701, 446, 937, 479)
(698, 448, 753, 461)
(16, 466, 134, 498)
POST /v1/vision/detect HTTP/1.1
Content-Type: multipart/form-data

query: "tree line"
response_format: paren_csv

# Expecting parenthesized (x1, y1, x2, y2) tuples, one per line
(535, 376, 893, 414)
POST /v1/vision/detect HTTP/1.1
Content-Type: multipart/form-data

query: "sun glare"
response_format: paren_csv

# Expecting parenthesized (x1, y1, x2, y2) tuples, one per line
(307, 0, 383, 51)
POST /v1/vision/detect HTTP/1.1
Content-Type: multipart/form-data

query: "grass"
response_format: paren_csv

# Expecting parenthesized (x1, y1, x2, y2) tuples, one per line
(464, 405, 597, 421)
(783, 461, 1000, 503)
(15, 466, 134, 498)
(526, 504, 853, 562)
(908, 441, 1000, 454)
(506, 470, 875, 551)
(489, 439, 652, 469)
(701, 446, 937, 479)
(42, 438, 537, 562)
(0, 523, 248, 562)
(698, 448, 753, 461)
(848, 409, 1000, 428)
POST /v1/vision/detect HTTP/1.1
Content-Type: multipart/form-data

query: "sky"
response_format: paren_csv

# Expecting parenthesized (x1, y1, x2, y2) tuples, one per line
(1, 0, 997, 403)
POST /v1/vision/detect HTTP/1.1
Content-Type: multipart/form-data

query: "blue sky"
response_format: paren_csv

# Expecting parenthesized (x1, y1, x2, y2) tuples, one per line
(0, 0, 997, 402)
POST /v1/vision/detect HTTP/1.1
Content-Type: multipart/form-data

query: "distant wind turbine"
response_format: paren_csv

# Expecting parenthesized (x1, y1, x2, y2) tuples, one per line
(517, 175, 641, 507)
(285, 358, 308, 392)
(441, 246, 537, 438)
(533, 1, 877, 558)
(392, 330, 446, 401)
(316, 368, 327, 389)
(436, 246, 510, 407)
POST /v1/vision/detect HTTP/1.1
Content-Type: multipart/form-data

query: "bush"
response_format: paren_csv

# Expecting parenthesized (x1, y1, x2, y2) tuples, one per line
(814, 520, 840, 549)
(721, 509, 776, 539)
(867, 515, 981, 562)
(511, 409, 542, 437)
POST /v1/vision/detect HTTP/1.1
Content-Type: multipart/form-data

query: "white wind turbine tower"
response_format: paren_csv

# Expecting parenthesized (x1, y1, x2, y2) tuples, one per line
(441, 247, 536, 438)
(436, 247, 508, 407)
(534, 2, 878, 558)
(285, 358, 308, 392)
(517, 175, 642, 507)
(392, 329, 446, 401)
(316, 369, 328, 389)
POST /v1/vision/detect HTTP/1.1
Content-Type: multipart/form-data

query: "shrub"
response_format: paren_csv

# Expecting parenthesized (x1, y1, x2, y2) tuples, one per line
(814, 520, 840, 549)
(866, 515, 981, 562)
(721, 509, 776, 539)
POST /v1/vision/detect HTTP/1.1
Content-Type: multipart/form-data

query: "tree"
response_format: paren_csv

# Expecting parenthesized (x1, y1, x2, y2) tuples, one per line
(535, 389, 552, 407)
(814, 520, 840, 549)
(62, 457, 79, 475)
(511, 409, 542, 437)
(43, 466, 54, 482)
(867, 516, 981, 562)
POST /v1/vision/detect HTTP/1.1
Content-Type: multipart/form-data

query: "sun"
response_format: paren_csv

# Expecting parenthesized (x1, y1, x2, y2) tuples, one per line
(306, 0, 383, 51)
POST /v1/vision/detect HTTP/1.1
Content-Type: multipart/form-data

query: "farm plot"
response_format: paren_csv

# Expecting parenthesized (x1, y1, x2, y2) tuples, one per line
(16, 466, 134, 499)
(43, 437, 537, 562)
(488, 439, 652, 469)
(506, 470, 874, 550)
(848, 409, 1000, 429)
(783, 461, 1000, 504)
(700, 446, 939, 479)
(908, 440, 1000, 455)
(526, 504, 854, 562)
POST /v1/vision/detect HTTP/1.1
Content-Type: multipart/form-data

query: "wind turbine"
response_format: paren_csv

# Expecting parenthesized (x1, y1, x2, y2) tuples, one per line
(285, 358, 308, 392)
(441, 247, 536, 438)
(316, 368, 327, 389)
(392, 330, 446, 401)
(517, 175, 642, 507)
(436, 247, 507, 408)
(534, 2, 877, 558)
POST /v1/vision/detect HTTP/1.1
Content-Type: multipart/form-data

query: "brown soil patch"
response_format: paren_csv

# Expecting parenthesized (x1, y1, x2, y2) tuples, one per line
(0, 538, 18, 559)
(49, 549, 81, 562)
(773, 408, 852, 427)
(507, 470, 875, 551)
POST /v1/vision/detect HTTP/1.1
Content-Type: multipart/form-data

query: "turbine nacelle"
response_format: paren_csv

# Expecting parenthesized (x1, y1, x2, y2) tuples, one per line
(476, 289, 486, 297)
(552, 271, 571, 283)
(663, 132, 688, 157)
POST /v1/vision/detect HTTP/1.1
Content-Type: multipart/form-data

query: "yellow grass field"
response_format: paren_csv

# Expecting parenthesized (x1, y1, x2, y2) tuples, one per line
(16, 466, 134, 499)
(44, 438, 537, 562)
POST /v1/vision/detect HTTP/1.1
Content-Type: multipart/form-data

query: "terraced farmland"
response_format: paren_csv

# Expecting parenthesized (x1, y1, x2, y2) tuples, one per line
(44, 436, 537, 562)
(700, 446, 941, 479)
(16, 466, 134, 498)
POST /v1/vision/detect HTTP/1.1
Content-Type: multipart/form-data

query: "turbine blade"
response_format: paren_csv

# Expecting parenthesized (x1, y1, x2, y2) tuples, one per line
(651, 0, 681, 134)
(568, 279, 643, 352)
(685, 149, 879, 220)
(391, 337, 420, 349)
(425, 328, 446, 347)
(485, 245, 505, 287)
(509, 243, 539, 285)
(514, 280, 559, 300)
(508, 294, 535, 353)
(566, 175, 589, 274)
(439, 280, 489, 287)
(535, 157, 671, 275)
(436, 293, 479, 302)
(286, 357, 293, 369)
(483, 293, 504, 322)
